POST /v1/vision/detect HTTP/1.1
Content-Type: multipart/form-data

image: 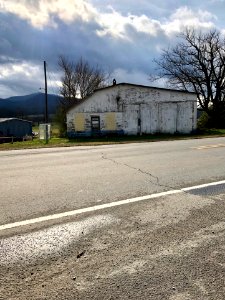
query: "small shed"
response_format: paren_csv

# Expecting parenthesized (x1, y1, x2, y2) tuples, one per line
(0, 118, 32, 137)
(67, 83, 197, 137)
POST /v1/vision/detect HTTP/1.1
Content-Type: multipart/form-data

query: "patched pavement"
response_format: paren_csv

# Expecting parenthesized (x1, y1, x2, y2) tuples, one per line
(1, 183, 225, 299)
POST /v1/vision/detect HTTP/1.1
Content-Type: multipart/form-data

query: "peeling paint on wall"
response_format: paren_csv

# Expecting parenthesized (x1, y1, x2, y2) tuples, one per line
(67, 83, 197, 136)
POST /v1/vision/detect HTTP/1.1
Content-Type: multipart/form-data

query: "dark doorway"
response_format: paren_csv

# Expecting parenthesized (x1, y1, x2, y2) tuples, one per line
(91, 116, 100, 132)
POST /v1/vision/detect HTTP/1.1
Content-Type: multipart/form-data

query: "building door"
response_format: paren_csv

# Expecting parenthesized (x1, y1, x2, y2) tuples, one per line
(91, 116, 100, 132)
(159, 103, 177, 133)
(123, 105, 139, 135)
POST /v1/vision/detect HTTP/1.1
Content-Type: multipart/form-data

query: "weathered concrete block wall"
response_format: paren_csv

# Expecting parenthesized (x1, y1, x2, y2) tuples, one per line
(67, 84, 197, 136)
(67, 111, 123, 136)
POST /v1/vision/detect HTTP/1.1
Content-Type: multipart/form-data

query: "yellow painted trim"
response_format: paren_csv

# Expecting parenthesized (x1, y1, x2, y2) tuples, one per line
(74, 113, 85, 131)
(105, 113, 116, 130)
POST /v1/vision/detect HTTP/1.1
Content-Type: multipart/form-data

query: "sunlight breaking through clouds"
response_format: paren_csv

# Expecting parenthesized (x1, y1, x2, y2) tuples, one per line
(1, 0, 217, 38)
(0, 59, 42, 81)
(0, 58, 60, 97)
(0, 0, 223, 97)
(162, 6, 216, 35)
(0, 0, 97, 28)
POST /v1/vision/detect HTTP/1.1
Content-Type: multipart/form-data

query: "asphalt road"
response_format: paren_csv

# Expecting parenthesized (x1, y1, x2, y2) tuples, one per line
(1, 137, 225, 299)
(1, 137, 225, 226)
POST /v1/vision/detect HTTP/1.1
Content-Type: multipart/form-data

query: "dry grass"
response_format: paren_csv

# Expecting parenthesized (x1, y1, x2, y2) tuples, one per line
(1, 128, 225, 151)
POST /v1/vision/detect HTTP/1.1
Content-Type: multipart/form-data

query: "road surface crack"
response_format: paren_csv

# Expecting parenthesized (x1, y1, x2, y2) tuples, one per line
(101, 153, 175, 190)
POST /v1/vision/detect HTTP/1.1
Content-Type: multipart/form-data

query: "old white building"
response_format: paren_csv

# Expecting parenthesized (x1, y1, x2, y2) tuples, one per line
(67, 83, 197, 136)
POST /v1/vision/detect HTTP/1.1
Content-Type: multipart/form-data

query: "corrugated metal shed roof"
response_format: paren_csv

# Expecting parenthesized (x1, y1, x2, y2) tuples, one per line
(0, 118, 32, 123)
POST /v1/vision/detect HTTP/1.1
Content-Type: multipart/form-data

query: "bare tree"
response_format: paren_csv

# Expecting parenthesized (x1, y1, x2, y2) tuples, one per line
(58, 56, 108, 110)
(75, 57, 107, 99)
(154, 29, 225, 126)
(58, 55, 78, 110)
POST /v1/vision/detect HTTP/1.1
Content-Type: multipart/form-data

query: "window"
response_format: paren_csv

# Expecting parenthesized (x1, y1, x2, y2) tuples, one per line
(91, 116, 100, 131)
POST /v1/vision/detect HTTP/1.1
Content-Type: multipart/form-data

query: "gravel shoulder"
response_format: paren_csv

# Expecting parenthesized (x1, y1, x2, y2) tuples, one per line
(1, 188, 225, 300)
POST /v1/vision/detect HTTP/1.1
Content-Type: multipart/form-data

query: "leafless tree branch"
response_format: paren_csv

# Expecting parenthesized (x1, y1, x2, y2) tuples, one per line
(58, 56, 109, 111)
(153, 28, 225, 125)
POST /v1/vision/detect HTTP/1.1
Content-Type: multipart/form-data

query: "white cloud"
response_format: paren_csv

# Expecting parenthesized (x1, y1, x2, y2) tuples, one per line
(163, 6, 216, 35)
(0, 58, 60, 97)
(0, 59, 41, 80)
(0, 1, 221, 97)
(0, 0, 97, 29)
(1, 1, 217, 39)
(112, 68, 150, 86)
(97, 5, 217, 39)
(96, 7, 161, 39)
(103, 68, 170, 89)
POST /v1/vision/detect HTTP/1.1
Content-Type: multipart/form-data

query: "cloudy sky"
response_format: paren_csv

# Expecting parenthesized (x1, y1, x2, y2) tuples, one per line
(0, 0, 225, 98)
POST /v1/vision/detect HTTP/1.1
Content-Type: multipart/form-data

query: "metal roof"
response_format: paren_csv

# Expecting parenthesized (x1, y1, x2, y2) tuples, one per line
(0, 118, 32, 123)
(67, 82, 197, 112)
(95, 82, 197, 94)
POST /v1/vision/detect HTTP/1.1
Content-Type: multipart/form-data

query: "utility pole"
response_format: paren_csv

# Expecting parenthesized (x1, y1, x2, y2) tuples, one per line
(43, 61, 49, 143)
(44, 61, 48, 123)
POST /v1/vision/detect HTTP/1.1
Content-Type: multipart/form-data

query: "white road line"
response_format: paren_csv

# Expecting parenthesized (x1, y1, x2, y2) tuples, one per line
(0, 190, 181, 231)
(1, 180, 225, 232)
(182, 180, 225, 191)
(192, 144, 225, 150)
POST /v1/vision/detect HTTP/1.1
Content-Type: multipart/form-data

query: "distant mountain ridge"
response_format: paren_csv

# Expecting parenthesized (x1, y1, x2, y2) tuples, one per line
(0, 93, 61, 119)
